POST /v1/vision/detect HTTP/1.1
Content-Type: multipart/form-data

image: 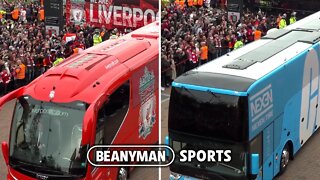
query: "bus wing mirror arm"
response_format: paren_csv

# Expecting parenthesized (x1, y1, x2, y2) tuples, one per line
(165, 136, 170, 158)
(250, 153, 259, 179)
(0, 88, 24, 109)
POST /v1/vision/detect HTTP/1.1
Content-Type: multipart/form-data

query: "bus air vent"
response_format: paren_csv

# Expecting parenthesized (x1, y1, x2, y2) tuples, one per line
(131, 25, 159, 39)
(223, 59, 256, 70)
(106, 40, 150, 63)
(262, 29, 291, 40)
(66, 54, 97, 69)
(131, 33, 159, 39)
(298, 31, 320, 44)
(85, 59, 105, 71)
(298, 18, 320, 31)
(99, 39, 127, 51)
(238, 31, 310, 63)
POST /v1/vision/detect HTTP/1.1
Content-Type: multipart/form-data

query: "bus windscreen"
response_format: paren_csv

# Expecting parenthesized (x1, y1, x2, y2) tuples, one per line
(9, 96, 88, 178)
(170, 136, 246, 173)
(168, 87, 248, 142)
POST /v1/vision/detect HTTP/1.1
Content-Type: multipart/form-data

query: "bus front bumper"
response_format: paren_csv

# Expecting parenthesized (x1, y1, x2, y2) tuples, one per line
(169, 171, 248, 180)
(169, 163, 248, 180)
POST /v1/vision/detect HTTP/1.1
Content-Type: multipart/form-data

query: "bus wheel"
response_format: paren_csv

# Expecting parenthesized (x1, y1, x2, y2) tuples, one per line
(280, 144, 290, 174)
(117, 167, 128, 180)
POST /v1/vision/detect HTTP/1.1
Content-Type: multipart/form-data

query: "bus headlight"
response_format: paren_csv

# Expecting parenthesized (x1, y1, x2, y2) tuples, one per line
(170, 172, 181, 180)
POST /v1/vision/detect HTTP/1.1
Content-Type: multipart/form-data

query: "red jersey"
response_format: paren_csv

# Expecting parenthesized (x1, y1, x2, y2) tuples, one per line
(190, 52, 198, 64)
(0, 70, 10, 84)
(43, 56, 52, 67)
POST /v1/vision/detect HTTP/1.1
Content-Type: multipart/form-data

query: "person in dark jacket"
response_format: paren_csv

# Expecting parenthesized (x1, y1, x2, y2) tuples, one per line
(161, 54, 171, 88)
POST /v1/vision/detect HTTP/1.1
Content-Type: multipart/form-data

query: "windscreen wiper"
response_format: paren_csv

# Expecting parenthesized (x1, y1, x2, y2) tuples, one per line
(25, 163, 65, 175)
(17, 162, 80, 178)
(10, 159, 62, 175)
(206, 90, 221, 103)
(217, 162, 243, 174)
(180, 86, 197, 99)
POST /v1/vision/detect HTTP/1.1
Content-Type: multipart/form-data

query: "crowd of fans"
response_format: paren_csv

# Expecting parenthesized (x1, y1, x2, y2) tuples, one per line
(0, 1, 301, 95)
(0, 1, 124, 96)
(161, 2, 297, 88)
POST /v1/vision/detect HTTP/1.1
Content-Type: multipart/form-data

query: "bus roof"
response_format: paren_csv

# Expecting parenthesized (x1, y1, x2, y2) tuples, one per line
(24, 22, 159, 104)
(176, 11, 320, 93)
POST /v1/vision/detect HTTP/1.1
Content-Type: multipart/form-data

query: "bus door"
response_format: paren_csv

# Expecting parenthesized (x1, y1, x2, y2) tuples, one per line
(89, 93, 109, 180)
(91, 80, 131, 179)
(263, 123, 274, 180)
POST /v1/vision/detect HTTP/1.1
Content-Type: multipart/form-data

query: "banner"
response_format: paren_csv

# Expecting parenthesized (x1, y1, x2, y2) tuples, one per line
(63, 33, 77, 43)
(44, 0, 64, 34)
(66, 0, 159, 29)
(68, 0, 86, 25)
(227, 0, 243, 23)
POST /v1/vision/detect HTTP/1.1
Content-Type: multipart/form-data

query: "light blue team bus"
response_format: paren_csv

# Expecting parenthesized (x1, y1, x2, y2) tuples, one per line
(167, 11, 320, 180)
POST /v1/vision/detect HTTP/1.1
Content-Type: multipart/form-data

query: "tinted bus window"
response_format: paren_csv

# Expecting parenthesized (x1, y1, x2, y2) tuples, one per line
(95, 81, 130, 145)
(169, 87, 248, 142)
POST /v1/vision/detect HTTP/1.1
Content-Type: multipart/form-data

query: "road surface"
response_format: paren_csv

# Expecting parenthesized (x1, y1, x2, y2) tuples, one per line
(161, 89, 320, 180)
(0, 100, 158, 180)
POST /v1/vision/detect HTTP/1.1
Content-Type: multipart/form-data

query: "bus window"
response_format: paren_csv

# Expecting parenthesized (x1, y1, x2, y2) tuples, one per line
(95, 81, 130, 146)
(95, 109, 105, 145)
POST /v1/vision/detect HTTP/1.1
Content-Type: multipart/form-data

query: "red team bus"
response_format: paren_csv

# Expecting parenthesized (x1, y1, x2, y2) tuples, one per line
(0, 22, 159, 180)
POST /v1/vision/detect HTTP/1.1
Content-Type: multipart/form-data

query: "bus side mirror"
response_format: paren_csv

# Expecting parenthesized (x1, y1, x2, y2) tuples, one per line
(250, 154, 259, 179)
(165, 136, 170, 158)
(2, 141, 9, 165)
